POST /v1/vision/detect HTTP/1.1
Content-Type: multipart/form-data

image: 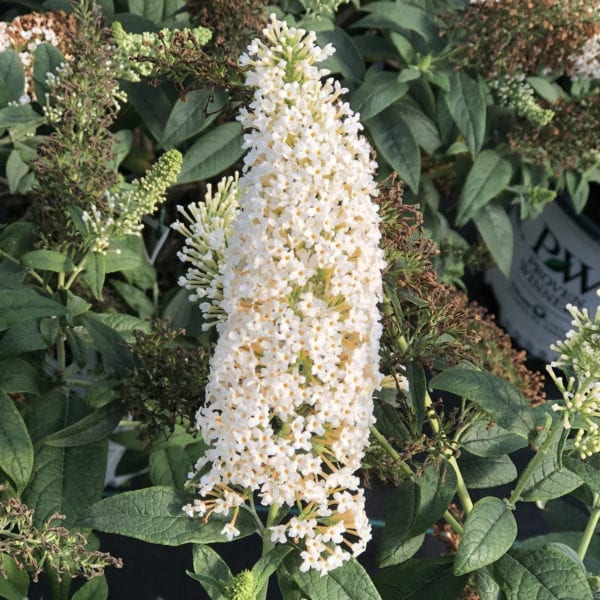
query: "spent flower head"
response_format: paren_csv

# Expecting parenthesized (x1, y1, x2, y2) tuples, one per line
(0, 10, 76, 103)
(172, 173, 240, 329)
(548, 291, 600, 458)
(111, 21, 212, 82)
(184, 15, 385, 574)
(0, 488, 122, 583)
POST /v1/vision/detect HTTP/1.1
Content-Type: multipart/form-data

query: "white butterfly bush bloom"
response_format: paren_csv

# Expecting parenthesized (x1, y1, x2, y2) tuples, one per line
(568, 33, 600, 80)
(183, 15, 385, 575)
(548, 290, 600, 458)
(171, 174, 240, 329)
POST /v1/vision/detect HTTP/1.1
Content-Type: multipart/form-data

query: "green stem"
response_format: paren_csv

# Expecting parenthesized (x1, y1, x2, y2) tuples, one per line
(0, 248, 47, 287)
(370, 425, 413, 478)
(256, 504, 279, 600)
(578, 495, 600, 561)
(423, 389, 475, 514)
(448, 455, 474, 514)
(508, 424, 555, 507)
(64, 258, 87, 290)
(56, 330, 67, 376)
(443, 509, 464, 535)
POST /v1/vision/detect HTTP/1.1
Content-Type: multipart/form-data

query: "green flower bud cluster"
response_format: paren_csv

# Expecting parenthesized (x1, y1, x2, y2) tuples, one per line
(83, 149, 182, 253)
(300, 0, 350, 16)
(548, 291, 600, 458)
(224, 570, 256, 600)
(111, 21, 212, 82)
(490, 75, 555, 127)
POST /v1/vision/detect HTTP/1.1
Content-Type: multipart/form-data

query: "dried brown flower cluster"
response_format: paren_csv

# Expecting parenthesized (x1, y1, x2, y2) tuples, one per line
(445, 0, 599, 78)
(132, 28, 248, 103)
(29, 0, 119, 251)
(378, 179, 545, 406)
(138, 0, 268, 100)
(121, 320, 209, 440)
(187, 0, 268, 54)
(508, 94, 600, 175)
(0, 11, 76, 99)
(0, 488, 122, 583)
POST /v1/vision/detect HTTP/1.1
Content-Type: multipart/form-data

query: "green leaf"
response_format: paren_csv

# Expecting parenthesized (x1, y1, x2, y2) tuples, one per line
(149, 445, 192, 489)
(0, 358, 40, 394)
(378, 479, 419, 567)
(394, 99, 442, 155)
(377, 461, 456, 567)
(0, 287, 68, 332)
(33, 43, 65, 102)
(91, 312, 150, 340)
(430, 367, 535, 437)
(39, 400, 124, 448)
(373, 557, 468, 600)
(108, 129, 133, 171)
(285, 552, 382, 600)
(454, 497, 517, 575)
(377, 536, 425, 567)
(473, 202, 513, 277)
(565, 171, 589, 213)
(121, 81, 173, 141)
(456, 151, 513, 226)
(316, 27, 365, 81)
(189, 545, 231, 599)
(0, 50, 26, 106)
(519, 532, 600, 574)
(495, 544, 594, 600)
(355, 2, 438, 43)
(83, 252, 106, 300)
(473, 570, 503, 600)
(160, 89, 227, 149)
(460, 420, 527, 457)
(252, 546, 294, 594)
(128, 0, 165, 23)
(350, 71, 409, 121)
(526, 76, 563, 103)
(6, 148, 29, 194)
(0, 320, 48, 356)
(0, 391, 33, 492)
(177, 122, 244, 184)
(409, 461, 457, 537)
(458, 452, 517, 489)
(519, 430, 582, 502)
(0, 553, 30, 600)
(81, 313, 134, 376)
(78, 486, 257, 545)
(104, 240, 143, 273)
(21, 249, 75, 273)
(24, 439, 107, 527)
(405, 362, 427, 435)
(367, 106, 420, 193)
(0, 220, 36, 259)
(110, 279, 155, 319)
(563, 454, 600, 491)
(71, 575, 108, 600)
(444, 70, 486, 156)
(0, 104, 44, 131)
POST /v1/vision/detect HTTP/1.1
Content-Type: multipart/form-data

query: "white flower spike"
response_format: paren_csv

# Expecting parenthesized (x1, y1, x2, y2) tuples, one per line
(184, 14, 385, 574)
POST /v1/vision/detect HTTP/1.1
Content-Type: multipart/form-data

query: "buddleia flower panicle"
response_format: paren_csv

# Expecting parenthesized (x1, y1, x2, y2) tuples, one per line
(568, 33, 600, 80)
(82, 149, 182, 254)
(183, 15, 385, 575)
(171, 173, 240, 329)
(111, 21, 212, 82)
(548, 291, 600, 458)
